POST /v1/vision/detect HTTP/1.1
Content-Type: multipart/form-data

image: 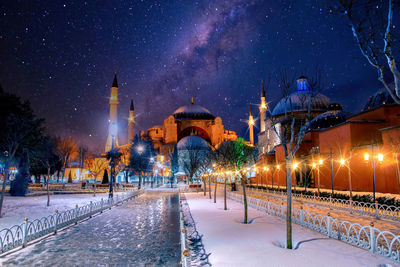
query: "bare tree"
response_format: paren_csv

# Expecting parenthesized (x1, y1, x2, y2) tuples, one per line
(55, 137, 78, 182)
(334, 0, 400, 103)
(267, 68, 322, 249)
(179, 141, 209, 185)
(86, 155, 108, 196)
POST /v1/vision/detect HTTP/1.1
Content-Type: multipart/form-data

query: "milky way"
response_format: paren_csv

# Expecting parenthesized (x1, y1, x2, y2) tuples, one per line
(0, 1, 388, 153)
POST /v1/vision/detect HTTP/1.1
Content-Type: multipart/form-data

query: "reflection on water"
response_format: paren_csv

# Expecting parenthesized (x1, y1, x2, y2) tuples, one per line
(3, 192, 180, 266)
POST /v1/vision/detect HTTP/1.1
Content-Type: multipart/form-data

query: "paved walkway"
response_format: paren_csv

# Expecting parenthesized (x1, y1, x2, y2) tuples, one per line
(1, 192, 180, 266)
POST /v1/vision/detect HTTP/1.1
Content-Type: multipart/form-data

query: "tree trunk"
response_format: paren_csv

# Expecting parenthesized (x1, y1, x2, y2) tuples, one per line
(62, 168, 66, 183)
(0, 164, 9, 217)
(224, 177, 227, 210)
(208, 176, 211, 199)
(214, 176, 217, 203)
(241, 176, 248, 224)
(203, 177, 207, 196)
(286, 159, 293, 249)
(47, 168, 51, 207)
(138, 174, 141, 189)
(93, 174, 97, 197)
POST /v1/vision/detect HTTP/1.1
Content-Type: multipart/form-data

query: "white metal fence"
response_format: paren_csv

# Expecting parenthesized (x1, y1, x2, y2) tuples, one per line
(243, 185, 400, 222)
(227, 191, 400, 263)
(179, 195, 189, 267)
(0, 190, 144, 254)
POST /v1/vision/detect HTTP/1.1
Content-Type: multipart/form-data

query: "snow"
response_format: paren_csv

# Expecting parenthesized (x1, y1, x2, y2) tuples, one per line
(1, 193, 181, 266)
(0, 192, 127, 230)
(184, 191, 396, 267)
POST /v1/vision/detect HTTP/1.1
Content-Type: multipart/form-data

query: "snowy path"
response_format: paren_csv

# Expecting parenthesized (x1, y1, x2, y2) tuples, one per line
(185, 191, 396, 267)
(1, 192, 180, 266)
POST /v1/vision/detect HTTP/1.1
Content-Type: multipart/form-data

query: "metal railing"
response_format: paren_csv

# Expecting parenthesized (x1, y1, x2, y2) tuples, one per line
(241, 185, 400, 222)
(227, 191, 400, 263)
(0, 190, 144, 254)
(179, 194, 189, 267)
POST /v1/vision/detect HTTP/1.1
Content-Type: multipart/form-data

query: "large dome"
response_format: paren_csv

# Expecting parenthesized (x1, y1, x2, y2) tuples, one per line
(177, 136, 210, 150)
(173, 104, 215, 120)
(271, 91, 330, 117)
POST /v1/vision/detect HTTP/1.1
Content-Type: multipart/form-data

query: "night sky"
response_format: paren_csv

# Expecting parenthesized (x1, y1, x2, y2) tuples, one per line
(0, 1, 388, 153)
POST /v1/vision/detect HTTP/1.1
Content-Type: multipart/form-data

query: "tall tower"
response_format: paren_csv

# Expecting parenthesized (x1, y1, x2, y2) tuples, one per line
(105, 73, 119, 152)
(248, 103, 254, 146)
(128, 99, 135, 143)
(259, 80, 267, 132)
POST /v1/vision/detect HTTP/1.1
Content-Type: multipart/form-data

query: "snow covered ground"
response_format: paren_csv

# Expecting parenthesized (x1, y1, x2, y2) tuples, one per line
(0, 192, 127, 230)
(184, 192, 396, 267)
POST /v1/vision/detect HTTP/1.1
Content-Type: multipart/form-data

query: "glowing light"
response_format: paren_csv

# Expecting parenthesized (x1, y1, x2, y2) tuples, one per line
(263, 166, 267, 171)
(276, 165, 280, 170)
(364, 153, 369, 161)
(340, 158, 345, 165)
(110, 123, 118, 137)
(293, 162, 299, 169)
(136, 145, 144, 154)
(378, 153, 383, 162)
(249, 118, 254, 125)
(312, 162, 316, 168)
(319, 159, 323, 165)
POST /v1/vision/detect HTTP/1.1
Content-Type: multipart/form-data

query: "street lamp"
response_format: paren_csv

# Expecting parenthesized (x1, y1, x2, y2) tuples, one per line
(364, 151, 384, 203)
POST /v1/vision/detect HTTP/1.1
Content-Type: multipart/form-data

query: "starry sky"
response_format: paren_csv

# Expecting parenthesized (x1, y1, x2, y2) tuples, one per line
(0, 0, 392, 153)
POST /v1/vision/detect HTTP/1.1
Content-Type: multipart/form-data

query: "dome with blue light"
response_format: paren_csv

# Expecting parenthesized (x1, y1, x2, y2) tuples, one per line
(271, 76, 330, 117)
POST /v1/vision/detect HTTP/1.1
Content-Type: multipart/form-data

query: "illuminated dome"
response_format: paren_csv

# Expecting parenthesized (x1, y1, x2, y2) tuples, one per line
(271, 76, 330, 117)
(177, 136, 210, 150)
(173, 99, 215, 120)
(271, 92, 330, 116)
(363, 90, 396, 111)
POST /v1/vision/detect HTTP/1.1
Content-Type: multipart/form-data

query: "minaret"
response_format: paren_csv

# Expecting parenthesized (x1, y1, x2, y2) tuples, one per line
(105, 73, 119, 152)
(128, 99, 135, 143)
(259, 80, 267, 132)
(249, 103, 254, 146)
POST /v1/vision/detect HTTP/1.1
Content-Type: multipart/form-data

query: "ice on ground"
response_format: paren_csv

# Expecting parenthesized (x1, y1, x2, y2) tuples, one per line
(184, 191, 396, 267)
(0, 192, 127, 229)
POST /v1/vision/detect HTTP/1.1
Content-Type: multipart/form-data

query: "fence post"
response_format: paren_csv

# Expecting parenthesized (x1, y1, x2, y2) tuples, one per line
(369, 222, 375, 253)
(22, 217, 28, 248)
(349, 199, 353, 214)
(100, 198, 103, 213)
(300, 206, 304, 226)
(375, 201, 379, 219)
(54, 210, 58, 235)
(75, 205, 79, 224)
(90, 201, 93, 218)
(327, 213, 331, 238)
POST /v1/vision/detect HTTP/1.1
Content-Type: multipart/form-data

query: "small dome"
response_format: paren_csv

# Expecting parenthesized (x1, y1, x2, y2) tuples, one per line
(271, 92, 330, 117)
(363, 90, 396, 111)
(173, 104, 215, 120)
(309, 110, 348, 130)
(177, 136, 210, 150)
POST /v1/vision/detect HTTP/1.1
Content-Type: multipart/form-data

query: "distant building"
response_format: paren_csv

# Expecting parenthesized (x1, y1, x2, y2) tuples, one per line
(256, 78, 400, 194)
(103, 75, 237, 179)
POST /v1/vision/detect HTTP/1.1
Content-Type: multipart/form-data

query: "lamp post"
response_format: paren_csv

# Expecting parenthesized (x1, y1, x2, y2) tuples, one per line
(108, 123, 117, 198)
(364, 147, 384, 203)
(276, 164, 280, 190)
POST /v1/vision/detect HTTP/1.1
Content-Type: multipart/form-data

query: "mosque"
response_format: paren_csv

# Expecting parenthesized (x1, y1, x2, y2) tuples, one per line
(104, 74, 237, 167)
(253, 76, 400, 194)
